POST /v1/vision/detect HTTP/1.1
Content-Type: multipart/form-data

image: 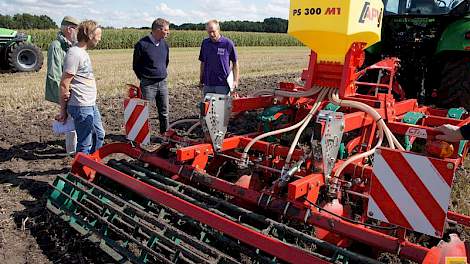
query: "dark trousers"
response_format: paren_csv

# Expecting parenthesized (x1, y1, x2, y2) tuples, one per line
(140, 77, 169, 134)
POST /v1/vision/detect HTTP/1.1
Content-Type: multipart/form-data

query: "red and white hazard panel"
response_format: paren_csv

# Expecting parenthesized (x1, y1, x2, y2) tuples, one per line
(124, 98, 150, 145)
(368, 148, 455, 237)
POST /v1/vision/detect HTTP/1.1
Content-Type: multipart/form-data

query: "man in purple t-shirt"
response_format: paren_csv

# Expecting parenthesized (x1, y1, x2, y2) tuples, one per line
(198, 19, 239, 95)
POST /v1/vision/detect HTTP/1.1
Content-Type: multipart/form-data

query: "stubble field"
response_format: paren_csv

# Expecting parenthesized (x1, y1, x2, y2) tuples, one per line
(0, 46, 468, 263)
(0, 46, 309, 110)
(0, 46, 311, 263)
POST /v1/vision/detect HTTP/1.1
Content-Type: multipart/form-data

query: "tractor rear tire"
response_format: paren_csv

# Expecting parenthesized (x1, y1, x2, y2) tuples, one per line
(436, 56, 470, 111)
(8, 41, 44, 72)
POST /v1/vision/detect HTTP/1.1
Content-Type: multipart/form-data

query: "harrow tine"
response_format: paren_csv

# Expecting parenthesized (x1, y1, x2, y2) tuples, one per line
(48, 173, 240, 264)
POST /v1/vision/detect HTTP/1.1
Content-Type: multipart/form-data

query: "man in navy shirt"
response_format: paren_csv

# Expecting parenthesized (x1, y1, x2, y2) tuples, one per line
(133, 18, 170, 134)
(198, 19, 239, 95)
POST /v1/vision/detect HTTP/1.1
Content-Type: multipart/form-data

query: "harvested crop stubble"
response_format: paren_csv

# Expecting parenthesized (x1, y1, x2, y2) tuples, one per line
(0, 46, 309, 110)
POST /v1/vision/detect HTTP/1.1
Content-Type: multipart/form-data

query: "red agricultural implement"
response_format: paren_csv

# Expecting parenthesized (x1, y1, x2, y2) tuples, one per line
(47, 1, 469, 263)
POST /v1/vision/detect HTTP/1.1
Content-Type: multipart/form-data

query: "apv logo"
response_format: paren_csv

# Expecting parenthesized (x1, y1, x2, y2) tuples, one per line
(358, 1, 383, 28)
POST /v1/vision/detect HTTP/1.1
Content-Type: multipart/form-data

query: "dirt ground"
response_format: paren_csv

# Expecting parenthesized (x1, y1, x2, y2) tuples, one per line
(0, 73, 299, 263)
(0, 72, 468, 263)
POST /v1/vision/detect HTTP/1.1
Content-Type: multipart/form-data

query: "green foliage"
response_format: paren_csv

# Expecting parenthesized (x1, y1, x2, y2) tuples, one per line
(0, 13, 287, 32)
(0, 13, 57, 29)
(171, 18, 288, 33)
(26, 29, 302, 50)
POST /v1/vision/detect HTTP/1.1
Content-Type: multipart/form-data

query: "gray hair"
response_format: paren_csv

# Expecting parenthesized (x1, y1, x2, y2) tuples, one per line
(60, 25, 68, 33)
(206, 19, 220, 30)
(152, 18, 170, 31)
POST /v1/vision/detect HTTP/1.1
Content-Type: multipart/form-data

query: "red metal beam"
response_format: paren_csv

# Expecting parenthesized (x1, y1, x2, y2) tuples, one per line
(232, 96, 275, 113)
(175, 135, 306, 163)
(392, 99, 418, 116)
(417, 106, 450, 117)
(176, 166, 430, 263)
(447, 211, 470, 227)
(422, 116, 462, 126)
(337, 99, 417, 133)
(392, 115, 462, 127)
(176, 136, 241, 162)
(288, 173, 324, 201)
(354, 82, 391, 88)
(239, 137, 305, 160)
(343, 111, 374, 132)
(74, 153, 329, 264)
(343, 97, 383, 108)
(387, 122, 440, 138)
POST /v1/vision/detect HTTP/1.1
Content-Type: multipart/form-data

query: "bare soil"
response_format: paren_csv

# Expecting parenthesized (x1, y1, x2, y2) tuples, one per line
(0, 73, 296, 264)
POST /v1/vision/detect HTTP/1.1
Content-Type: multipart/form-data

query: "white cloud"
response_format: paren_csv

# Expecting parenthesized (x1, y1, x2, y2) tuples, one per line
(96, 10, 156, 28)
(156, 3, 187, 17)
(264, 0, 289, 18)
(271, 0, 288, 5)
(153, 3, 213, 25)
(88, 8, 102, 15)
(12, 0, 38, 4)
(185, 0, 262, 22)
(10, 0, 91, 8)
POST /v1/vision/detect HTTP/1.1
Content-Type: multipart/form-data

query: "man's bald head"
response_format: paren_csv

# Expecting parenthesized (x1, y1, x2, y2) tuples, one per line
(206, 19, 221, 42)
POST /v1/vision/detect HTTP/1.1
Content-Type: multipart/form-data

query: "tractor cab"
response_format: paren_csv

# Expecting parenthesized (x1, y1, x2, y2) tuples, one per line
(384, 0, 466, 14)
(366, 0, 470, 110)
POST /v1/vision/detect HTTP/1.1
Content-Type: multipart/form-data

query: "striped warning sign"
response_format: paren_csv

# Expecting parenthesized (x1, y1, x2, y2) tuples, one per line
(368, 148, 455, 237)
(124, 98, 150, 145)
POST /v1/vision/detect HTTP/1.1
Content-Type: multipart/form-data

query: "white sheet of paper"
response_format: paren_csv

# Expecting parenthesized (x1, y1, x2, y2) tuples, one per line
(52, 116, 75, 134)
(227, 70, 234, 92)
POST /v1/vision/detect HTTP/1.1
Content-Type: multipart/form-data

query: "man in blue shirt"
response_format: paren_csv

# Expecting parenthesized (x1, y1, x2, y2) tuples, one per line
(198, 19, 239, 95)
(133, 18, 170, 134)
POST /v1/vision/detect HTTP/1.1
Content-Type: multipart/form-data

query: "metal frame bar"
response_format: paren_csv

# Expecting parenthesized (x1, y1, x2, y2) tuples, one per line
(85, 142, 469, 264)
(74, 152, 331, 264)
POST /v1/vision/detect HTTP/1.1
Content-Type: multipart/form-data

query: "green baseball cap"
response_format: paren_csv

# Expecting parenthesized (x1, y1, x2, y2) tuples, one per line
(61, 16, 80, 26)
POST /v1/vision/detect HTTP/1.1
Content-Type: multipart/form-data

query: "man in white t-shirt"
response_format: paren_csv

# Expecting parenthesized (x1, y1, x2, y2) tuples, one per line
(56, 20, 105, 154)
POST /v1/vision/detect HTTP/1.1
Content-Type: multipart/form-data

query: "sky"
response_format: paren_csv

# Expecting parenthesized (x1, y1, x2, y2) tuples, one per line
(0, 0, 290, 28)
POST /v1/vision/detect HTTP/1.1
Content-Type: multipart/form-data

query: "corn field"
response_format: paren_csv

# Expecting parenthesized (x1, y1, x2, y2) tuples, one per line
(25, 29, 302, 50)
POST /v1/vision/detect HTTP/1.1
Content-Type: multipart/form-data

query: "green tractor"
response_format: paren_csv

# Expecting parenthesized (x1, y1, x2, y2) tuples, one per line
(365, 0, 470, 110)
(0, 28, 43, 72)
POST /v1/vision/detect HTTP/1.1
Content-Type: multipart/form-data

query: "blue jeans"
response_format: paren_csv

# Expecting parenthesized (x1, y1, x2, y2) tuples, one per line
(203, 85, 230, 95)
(68, 105, 105, 154)
(140, 78, 169, 133)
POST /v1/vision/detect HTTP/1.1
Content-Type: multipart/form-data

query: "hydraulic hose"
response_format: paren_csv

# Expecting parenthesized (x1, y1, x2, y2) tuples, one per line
(285, 88, 330, 164)
(187, 122, 201, 134)
(250, 86, 322, 98)
(169, 119, 199, 130)
(241, 87, 325, 162)
(329, 91, 403, 179)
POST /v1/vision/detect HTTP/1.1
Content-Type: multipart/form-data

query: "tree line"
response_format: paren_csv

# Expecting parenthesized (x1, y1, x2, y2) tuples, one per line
(168, 18, 288, 33)
(133, 18, 286, 33)
(0, 14, 57, 29)
(1, 13, 288, 33)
